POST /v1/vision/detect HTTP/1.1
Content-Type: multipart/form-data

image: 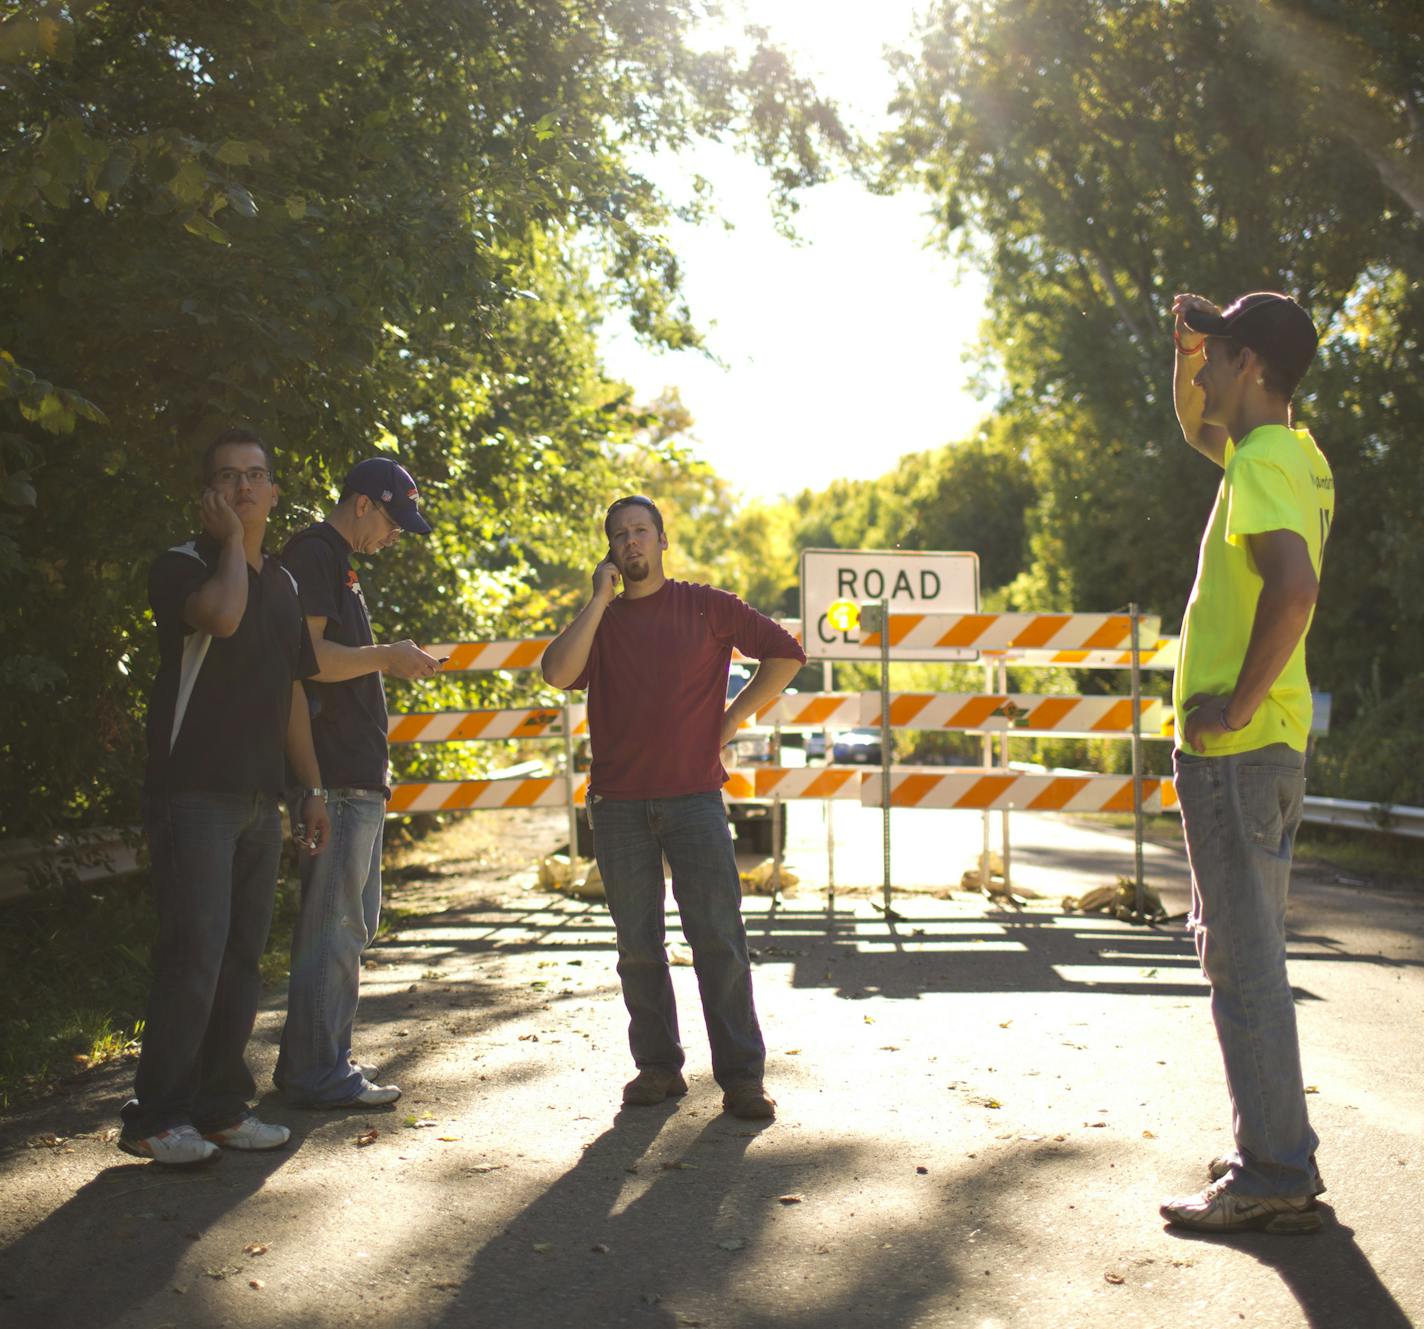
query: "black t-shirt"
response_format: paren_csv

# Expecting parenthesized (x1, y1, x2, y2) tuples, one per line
(281, 522, 389, 793)
(144, 534, 318, 796)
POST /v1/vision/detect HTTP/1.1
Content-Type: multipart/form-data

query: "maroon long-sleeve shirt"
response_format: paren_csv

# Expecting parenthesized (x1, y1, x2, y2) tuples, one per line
(570, 579, 806, 799)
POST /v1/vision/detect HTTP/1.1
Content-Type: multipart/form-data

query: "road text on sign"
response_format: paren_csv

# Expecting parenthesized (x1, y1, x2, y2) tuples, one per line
(800, 549, 980, 661)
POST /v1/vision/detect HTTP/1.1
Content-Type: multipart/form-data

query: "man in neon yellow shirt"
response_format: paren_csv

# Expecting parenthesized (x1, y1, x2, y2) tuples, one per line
(1161, 291, 1333, 1236)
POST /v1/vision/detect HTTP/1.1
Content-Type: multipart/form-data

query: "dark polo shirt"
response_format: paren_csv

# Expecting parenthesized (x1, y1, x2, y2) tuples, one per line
(281, 522, 389, 795)
(144, 534, 318, 796)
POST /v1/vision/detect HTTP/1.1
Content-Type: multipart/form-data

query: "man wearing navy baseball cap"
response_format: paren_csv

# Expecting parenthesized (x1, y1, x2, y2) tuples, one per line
(274, 456, 439, 1108)
(1160, 290, 1334, 1235)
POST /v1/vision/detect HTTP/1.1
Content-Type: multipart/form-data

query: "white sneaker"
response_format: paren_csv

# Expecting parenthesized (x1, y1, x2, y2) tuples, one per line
(351, 1059, 379, 1081)
(333, 1082, 402, 1108)
(203, 1114, 291, 1151)
(118, 1124, 220, 1166)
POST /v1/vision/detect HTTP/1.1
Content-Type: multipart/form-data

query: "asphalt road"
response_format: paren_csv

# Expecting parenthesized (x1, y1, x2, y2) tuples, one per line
(0, 808, 1419, 1329)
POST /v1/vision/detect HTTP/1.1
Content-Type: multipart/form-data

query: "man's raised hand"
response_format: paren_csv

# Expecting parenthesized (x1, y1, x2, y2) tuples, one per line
(593, 557, 620, 605)
(199, 487, 245, 545)
(383, 640, 442, 679)
(1172, 292, 1220, 335)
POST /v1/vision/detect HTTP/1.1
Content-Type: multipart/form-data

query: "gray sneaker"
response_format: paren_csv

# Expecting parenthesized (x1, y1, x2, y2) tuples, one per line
(118, 1124, 220, 1167)
(1208, 1152, 1325, 1196)
(1161, 1178, 1322, 1234)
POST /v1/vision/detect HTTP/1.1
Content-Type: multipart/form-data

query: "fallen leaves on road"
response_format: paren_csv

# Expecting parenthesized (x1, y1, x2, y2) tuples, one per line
(1104, 1272, 1125, 1285)
(717, 1238, 746, 1251)
(403, 1113, 437, 1129)
(591, 1243, 611, 1254)
(777, 1194, 803, 1205)
(1084, 1121, 1107, 1128)
(969, 1097, 1002, 1109)
(468, 1163, 504, 1174)
(248, 1279, 265, 1291)
(661, 1161, 699, 1171)
(433, 1281, 460, 1290)
(1305, 1085, 1319, 1094)
(243, 1243, 269, 1257)
(532, 1242, 554, 1254)
(353, 1128, 379, 1148)
(437, 1136, 463, 1143)
(1142, 1130, 1157, 1139)
(916, 1166, 929, 1175)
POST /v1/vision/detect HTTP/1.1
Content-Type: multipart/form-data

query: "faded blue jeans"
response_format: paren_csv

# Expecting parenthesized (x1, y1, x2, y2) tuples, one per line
(122, 790, 283, 1139)
(590, 790, 765, 1089)
(1174, 742, 1319, 1197)
(275, 788, 385, 1104)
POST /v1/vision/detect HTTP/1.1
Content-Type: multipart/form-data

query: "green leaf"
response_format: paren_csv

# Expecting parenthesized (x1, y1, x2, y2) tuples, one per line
(285, 195, 307, 220)
(2, 472, 37, 507)
(97, 154, 133, 194)
(182, 212, 231, 246)
(226, 185, 258, 218)
(214, 139, 257, 166)
(168, 158, 209, 205)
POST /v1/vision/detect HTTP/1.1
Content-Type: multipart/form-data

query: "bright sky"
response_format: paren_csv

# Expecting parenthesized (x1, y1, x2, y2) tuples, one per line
(599, 1, 990, 503)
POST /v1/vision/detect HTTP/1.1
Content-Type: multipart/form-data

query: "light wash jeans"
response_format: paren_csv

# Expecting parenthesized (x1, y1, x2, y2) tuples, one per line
(123, 790, 283, 1138)
(590, 790, 765, 1088)
(1174, 742, 1319, 1197)
(275, 788, 385, 1104)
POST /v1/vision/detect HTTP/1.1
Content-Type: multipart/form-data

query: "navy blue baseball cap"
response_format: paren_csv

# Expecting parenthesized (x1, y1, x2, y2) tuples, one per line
(1183, 292, 1319, 385)
(343, 457, 432, 534)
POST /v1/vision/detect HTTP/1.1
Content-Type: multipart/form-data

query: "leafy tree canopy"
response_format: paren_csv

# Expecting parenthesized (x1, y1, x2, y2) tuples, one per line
(0, 0, 845, 838)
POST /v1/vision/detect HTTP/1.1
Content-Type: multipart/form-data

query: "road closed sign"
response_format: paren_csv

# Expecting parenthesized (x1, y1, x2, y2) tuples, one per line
(800, 548, 980, 661)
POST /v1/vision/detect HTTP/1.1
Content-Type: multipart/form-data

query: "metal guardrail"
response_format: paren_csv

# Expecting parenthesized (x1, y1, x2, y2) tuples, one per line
(1298, 795, 1424, 840)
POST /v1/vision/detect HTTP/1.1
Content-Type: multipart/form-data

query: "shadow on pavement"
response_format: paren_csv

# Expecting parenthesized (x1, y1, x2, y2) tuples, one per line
(1167, 1212, 1414, 1329)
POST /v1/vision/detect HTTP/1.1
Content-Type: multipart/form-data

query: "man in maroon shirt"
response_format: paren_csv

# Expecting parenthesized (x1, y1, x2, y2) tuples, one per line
(542, 495, 805, 1119)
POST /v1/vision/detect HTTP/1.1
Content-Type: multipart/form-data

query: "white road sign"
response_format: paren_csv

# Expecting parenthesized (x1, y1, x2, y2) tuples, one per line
(800, 548, 981, 661)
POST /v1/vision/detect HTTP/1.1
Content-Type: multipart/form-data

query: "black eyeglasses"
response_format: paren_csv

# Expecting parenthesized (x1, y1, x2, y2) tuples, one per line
(209, 467, 273, 486)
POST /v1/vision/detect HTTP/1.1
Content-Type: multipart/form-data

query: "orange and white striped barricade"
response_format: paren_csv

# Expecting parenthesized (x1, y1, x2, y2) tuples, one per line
(860, 767, 1178, 814)
(859, 692, 1165, 738)
(981, 637, 1179, 671)
(856, 611, 1162, 656)
(388, 705, 587, 744)
(387, 773, 587, 814)
(427, 620, 802, 675)
(749, 692, 860, 730)
(753, 766, 864, 800)
(425, 639, 552, 673)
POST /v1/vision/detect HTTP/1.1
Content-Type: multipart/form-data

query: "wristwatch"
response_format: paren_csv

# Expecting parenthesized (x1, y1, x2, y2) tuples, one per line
(300, 787, 327, 800)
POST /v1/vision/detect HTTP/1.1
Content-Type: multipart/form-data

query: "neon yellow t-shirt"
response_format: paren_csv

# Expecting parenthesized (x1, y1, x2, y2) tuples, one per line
(1173, 424, 1333, 756)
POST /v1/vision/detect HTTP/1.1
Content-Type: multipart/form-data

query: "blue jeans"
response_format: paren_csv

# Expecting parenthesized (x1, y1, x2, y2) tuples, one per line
(590, 791, 765, 1088)
(122, 790, 283, 1138)
(1174, 743, 1319, 1197)
(276, 788, 385, 1104)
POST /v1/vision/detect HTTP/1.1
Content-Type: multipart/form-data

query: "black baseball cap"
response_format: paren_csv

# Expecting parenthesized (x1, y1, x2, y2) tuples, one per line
(1183, 292, 1319, 386)
(343, 457, 432, 534)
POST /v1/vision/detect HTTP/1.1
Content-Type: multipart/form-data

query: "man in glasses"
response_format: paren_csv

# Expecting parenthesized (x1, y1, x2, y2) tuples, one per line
(542, 495, 806, 1120)
(1160, 292, 1333, 1234)
(122, 427, 330, 1165)
(274, 457, 438, 1109)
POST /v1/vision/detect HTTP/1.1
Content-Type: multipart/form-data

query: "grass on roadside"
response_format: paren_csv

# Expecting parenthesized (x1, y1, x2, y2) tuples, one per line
(0, 855, 305, 1113)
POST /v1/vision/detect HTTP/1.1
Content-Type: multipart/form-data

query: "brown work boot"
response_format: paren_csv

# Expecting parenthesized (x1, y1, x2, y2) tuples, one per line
(621, 1068, 688, 1106)
(721, 1080, 776, 1120)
